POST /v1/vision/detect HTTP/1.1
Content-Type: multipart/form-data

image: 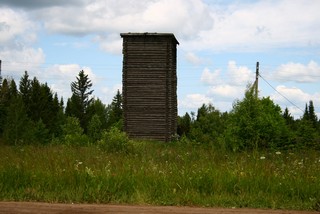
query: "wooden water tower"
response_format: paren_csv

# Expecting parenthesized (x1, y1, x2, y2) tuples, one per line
(121, 33, 179, 142)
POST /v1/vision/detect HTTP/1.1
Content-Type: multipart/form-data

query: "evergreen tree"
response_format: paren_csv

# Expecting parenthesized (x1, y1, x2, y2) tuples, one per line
(19, 71, 31, 115)
(283, 107, 294, 126)
(66, 70, 94, 131)
(9, 79, 18, 97)
(87, 98, 108, 130)
(50, 93, 65, 137)
(177, 112, 192, 137)
(298, 100, 319, 148)
(87, 114, 103, 142)
(61, 116, 88, 145)
(191, 103, 225, 144)
(303, 103, 309, 121)
(3, 96, 32, 145)
(106, 90, 123, 129)
(0, 79, 18, 136)
(308, 100, 318, 128)
(29, 77, 42, 121)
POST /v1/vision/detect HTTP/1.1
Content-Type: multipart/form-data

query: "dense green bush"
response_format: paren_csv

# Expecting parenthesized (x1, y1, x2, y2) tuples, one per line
(61, 117, 89, 145)
(98, 127, 129, 152)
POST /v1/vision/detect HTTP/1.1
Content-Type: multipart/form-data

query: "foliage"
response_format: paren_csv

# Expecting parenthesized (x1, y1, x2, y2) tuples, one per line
(190, 104, 227, 145)
(61, 117, 88, 145)
(2, 96, 33, 145)
(86, 98, 108, 130)
(177, 112, 192, 137)
(87, 114, 103, 143)
(106, 90, 123, 129)
(98, 127, 129, 152)
(1, 71, 319, 151)
(224, 85, 288, 151)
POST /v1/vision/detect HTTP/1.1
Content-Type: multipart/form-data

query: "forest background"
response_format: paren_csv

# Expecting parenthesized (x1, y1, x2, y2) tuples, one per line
(0, 70, 319, 150)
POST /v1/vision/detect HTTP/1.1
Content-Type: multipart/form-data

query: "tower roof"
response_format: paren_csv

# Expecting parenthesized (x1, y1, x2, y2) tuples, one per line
(120, 32, 179, 45)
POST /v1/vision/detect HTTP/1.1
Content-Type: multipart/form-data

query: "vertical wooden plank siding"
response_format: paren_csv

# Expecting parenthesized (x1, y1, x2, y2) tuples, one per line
(121, 33, 179, 142)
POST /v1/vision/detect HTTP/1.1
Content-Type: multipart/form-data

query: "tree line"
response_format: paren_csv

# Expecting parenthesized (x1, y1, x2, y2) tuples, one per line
(0, 70, 319, 150)
(0, 70, 122, 145)
(177, 85, 320, 150)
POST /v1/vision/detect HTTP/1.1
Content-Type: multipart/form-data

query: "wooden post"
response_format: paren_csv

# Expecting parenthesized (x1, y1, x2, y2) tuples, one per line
(255, 61, 259, 98)
(0, 60, 2, 87)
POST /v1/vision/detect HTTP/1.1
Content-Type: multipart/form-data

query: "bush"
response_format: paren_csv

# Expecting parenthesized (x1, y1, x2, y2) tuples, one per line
(61, 117, 89, 145)
(98, 127, 129, 152)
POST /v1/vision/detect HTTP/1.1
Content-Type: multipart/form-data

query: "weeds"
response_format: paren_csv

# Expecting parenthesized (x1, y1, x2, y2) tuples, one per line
(0, 143, 319, 210)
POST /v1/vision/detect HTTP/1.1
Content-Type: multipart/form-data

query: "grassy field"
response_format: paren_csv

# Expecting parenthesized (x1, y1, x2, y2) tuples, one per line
(0, 141, 319, 210)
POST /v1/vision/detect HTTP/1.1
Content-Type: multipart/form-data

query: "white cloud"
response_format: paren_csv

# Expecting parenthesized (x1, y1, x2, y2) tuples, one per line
(38, 0, 213, 38)
(208, 84, 241, 98)
(271, 85, 319, 106)
(201, 61, 253, 87)
(200, 67, 221, 85)
(179, 93, 213, 109)
(272, 61, 320, 83)
(29, 0, 213, 54)
(185, 52, 203, 65)
(0, 8, 36, 45)
(200, 61, 253, 101)
(270, 85, 320, 118)
(190, 60, 258, 114)
(185, 0, 320, 51)
(4, 0, 320, 55)
(94, 34, 123, 54)
(0, 47, 45, 79)
(227, 61, 253, 86)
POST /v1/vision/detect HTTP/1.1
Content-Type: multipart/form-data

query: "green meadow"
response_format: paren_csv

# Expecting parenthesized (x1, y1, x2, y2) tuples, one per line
(0, 142, 319, 211)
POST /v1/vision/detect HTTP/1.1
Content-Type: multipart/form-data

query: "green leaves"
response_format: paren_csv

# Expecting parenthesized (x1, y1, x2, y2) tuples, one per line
(225, 85, 287, 150)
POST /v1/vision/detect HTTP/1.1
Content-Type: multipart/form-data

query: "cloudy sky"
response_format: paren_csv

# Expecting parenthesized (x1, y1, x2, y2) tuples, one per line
(1, 0, 320, 118)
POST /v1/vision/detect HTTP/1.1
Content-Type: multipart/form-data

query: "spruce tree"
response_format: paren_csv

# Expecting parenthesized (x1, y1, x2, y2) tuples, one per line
(106, 90, 123, 129)
(19, 71, 31, 115)
(66, 70, 94, 131)
(308, 100, 318, 128)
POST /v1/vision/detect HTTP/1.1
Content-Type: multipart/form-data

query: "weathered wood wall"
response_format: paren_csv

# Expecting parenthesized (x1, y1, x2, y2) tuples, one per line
(121, 33, 179, 142)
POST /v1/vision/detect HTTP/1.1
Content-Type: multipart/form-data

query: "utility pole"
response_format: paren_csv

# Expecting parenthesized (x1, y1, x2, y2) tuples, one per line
(255, 61, 259, 98)
(0, 60, 2, 88)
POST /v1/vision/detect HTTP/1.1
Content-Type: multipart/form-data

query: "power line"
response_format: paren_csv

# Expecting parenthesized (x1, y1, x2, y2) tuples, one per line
(258, 74, 304, 113)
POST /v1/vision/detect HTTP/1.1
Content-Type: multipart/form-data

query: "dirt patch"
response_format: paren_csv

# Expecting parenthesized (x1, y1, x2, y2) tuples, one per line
(0, 202, 319, 214)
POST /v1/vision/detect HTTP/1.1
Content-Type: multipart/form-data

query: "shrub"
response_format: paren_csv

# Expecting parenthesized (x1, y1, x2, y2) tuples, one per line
(98, 127, 129, 152)
(61, 116, 89, 145)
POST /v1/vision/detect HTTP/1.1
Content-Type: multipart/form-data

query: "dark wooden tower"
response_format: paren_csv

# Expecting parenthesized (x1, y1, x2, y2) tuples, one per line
(121, 33, 179, 142)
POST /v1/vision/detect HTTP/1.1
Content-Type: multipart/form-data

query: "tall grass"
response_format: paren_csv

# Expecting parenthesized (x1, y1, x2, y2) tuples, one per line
(0, 142, 319, 210)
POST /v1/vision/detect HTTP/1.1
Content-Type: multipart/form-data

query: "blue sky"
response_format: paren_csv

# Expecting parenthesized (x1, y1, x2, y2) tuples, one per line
(1, 0, 320, 118)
